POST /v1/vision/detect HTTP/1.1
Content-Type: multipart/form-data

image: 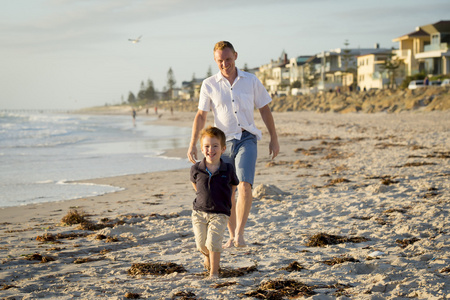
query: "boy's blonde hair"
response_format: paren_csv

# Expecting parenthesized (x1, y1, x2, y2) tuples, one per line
(200, 126, 226, 148)
(213, 41, 235, 53)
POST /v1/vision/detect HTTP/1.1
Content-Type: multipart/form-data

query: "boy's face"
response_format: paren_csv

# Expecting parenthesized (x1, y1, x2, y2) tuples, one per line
(201, 135, 225, 164)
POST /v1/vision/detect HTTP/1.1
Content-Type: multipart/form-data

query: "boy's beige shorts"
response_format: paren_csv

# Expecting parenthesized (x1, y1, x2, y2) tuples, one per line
(192, 210, 229, 253)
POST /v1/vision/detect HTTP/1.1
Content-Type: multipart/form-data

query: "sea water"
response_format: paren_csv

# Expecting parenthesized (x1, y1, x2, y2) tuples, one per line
(0, 111, 192, 207)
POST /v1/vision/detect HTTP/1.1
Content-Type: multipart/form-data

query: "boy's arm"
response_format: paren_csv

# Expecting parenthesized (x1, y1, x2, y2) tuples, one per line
(191, 182, 197, 192)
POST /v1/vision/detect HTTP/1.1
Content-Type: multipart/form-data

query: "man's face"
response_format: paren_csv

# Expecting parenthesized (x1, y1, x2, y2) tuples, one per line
(214, 47, 238, 77)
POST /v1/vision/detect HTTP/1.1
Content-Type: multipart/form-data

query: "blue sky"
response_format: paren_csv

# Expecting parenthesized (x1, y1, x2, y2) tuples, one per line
(1, 0, 449, 110)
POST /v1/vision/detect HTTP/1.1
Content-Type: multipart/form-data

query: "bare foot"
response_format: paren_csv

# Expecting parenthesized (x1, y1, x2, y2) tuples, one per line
(208, 273, 219, 280)
(222, 238, 234, 249)
(234, 235, 247, 247)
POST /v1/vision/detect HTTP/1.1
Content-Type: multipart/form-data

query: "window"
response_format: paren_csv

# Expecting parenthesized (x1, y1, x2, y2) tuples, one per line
(431, 33, 440, 45)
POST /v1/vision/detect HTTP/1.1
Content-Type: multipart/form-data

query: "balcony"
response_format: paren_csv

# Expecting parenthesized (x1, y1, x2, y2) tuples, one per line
(424, 43, 448, 52)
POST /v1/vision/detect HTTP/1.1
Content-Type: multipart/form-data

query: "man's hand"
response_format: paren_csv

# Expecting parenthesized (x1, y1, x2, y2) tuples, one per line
(187, 110, 208, 164)
(187, 145, 198, 164)
(269, 139, 280, 160)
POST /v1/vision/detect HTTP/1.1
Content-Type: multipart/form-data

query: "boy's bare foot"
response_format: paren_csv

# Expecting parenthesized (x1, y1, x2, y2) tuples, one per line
(234, 235, 247, 247)
(222, 238, 234, 249)
(208, 273, 219, 280)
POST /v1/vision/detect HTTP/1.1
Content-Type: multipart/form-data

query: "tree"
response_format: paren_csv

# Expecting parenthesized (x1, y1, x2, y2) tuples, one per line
(143, 79, 156, 101)
(127, 92, 136, 104)
(291, 80, 301, 88)
(341, 39, 356, 90)
(381, 54, 403, 89)
(166, 67, 176, 100)
(206, 66, 212, 77)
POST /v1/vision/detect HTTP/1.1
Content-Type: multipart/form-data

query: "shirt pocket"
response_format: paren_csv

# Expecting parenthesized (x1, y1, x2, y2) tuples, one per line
(234, 93, 254, 112)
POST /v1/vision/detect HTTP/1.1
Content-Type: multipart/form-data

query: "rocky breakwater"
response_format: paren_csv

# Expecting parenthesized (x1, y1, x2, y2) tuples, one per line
(158, 86, 450, 113)
(269, 86, 450, 113)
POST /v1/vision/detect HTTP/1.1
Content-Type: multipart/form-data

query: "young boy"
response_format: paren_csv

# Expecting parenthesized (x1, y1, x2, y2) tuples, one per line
(190, 126, 239, 278)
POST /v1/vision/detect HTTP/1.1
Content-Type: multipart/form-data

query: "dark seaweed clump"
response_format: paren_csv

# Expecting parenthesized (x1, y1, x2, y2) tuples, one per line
(281, 261, 305, 272)
(322, 256, 360, 266)
(217, 265, 258, 278)
(306, 233, 369, 247)
(128, 262, 186, 276)
(172, 291, 198, 300)
(396, 237, 420, 248)
(241, 280, 316, 299)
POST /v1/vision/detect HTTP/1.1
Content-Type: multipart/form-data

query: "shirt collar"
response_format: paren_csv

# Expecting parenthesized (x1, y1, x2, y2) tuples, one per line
(199, 158, 227, 172)
(215, 68, 246, 83)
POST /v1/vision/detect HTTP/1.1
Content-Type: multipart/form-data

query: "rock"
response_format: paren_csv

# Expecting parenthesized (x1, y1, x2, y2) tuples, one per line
(252, 184, 288, 199)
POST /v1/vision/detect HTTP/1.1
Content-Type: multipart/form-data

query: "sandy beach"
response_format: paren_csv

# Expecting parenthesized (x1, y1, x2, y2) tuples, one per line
(1, 110, 449, 299)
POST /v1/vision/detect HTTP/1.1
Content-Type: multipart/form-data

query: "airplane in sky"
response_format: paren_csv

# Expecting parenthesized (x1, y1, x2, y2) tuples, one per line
(128, 35, 142, 43)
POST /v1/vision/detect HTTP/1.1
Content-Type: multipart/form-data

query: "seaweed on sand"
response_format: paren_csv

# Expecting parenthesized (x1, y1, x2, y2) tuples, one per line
(281, 261, 305, 272)
(61, 209, 88, 225)
(211, 281, 238, 289)
(128, 262, 186, 276)
(36, 232, 89, 242)
(322, 256, 360, 266)
(73, 256, 104, 264)
(241, 280, 316, 299)
(440, 266, 450, 273)
(306, 233, 369, 247)
(124, 292, 141, 299)
(396, 237, 420, 248)
(23, 253, 55, 263)
(1, 284, 17, 290)
(171, 291, 198, 299)
(219, 265, 258, 278)
(241, 280, 352, 299)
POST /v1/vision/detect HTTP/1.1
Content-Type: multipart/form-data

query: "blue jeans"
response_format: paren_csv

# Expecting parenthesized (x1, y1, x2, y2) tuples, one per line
(221, 131, 257, 186)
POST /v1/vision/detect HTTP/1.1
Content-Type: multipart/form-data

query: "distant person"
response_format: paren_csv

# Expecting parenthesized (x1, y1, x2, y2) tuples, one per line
(132, 109, 136, 127)
(187, 41, 279, 248)
(190, 126, 239, 278)
(424, 76, 429, 86)
(146, 108, 149, 115)
(170, 106, 174, 115)
(155, 106, 158, 114)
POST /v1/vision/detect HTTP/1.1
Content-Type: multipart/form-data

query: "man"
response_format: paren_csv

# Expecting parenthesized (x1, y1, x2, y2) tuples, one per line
(187, 41, 279, 248)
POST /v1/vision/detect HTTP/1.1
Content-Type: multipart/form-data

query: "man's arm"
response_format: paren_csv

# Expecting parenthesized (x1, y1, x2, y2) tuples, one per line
(187, 110, 208, 163)
(259, 104, 279, 159)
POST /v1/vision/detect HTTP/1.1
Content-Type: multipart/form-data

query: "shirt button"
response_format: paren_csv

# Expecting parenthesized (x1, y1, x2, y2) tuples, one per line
(235, 111, 237, 114)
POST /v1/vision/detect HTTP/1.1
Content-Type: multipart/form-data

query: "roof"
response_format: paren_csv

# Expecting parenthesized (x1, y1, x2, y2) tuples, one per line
(393, 28, 429, 41)
(421, 20, 450, 34)
(393, 20, 450, 41)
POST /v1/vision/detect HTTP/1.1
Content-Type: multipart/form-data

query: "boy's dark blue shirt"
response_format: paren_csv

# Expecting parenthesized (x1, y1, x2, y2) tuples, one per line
(190, 158, 239, 216)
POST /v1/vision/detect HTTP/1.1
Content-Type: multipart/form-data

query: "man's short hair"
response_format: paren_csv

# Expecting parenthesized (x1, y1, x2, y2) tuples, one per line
(213, 41, 235, 53)
(200, 126, 226, 148)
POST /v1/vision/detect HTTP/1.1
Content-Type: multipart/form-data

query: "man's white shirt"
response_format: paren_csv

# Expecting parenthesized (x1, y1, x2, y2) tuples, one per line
(198, 68, 272, 141)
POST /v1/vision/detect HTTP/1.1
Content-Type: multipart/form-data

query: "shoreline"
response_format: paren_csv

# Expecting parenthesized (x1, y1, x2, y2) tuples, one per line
(1, 110, 449, 299)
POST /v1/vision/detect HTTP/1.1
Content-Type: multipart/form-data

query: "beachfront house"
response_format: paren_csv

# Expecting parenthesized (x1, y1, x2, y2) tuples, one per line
(393, 20, 450, 76)
(357, 50, 406, 91)
(256, 51, 290, 96)
(179, 78, 204, 100)
(316, 45, 389, 92)
(286, 55, 314, 95)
